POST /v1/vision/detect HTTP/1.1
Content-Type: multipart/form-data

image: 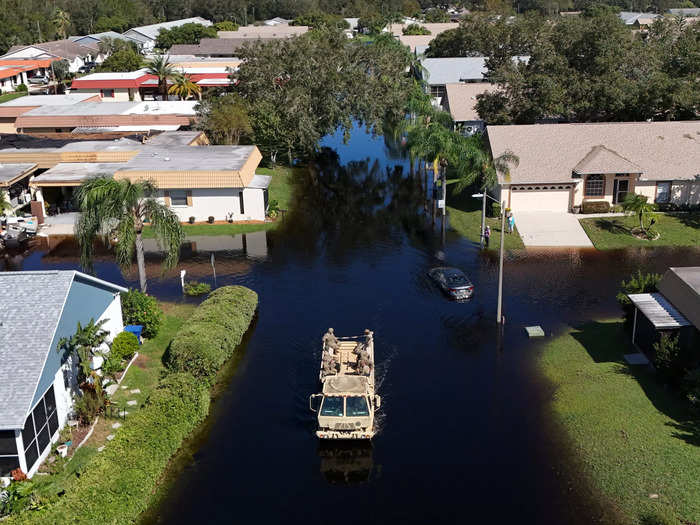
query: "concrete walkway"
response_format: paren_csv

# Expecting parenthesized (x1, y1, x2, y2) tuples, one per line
(514, 211, 593, 247)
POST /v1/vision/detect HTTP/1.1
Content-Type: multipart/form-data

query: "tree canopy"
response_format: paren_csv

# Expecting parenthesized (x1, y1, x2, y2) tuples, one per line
(97, 48, 143, 72)
(154, 23, 218, 50)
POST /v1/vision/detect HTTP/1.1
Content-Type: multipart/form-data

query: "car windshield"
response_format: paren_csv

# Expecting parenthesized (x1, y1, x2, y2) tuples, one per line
(320, 396, 344, 417)
(346, 396, 369, 417)
(446, 272, 469, 286)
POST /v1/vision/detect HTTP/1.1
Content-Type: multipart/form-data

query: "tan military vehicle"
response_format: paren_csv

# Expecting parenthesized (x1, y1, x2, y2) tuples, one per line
(309, 329, 381, 440)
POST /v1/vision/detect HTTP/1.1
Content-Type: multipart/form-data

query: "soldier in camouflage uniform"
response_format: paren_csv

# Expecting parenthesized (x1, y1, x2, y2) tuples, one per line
(322, 347, 339, 376)
(322, 328, 340, 354)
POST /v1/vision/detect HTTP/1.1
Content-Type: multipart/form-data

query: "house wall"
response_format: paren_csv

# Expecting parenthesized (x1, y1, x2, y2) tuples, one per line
(159, 187, 266, 222)
(635, 181, 657, 202)
(0, 117, 16, 133)
(672, 180, 700, 205)
(71, 87, 139, 102)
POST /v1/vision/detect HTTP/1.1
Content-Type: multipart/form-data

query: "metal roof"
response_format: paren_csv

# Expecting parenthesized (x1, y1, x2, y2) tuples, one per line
(0, 94, 96, 107)
(125, 17, 212, 41)
(0, 271, 126, 430)
(421, 56, 529, 85)
(31, 162, 124, 184)
(249, 174, 271, 189)
(323, 375, 368, 395)
(628, 292, 691, 329)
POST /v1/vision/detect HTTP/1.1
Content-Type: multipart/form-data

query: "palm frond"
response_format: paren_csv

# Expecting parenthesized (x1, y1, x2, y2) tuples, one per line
(144, 199, 184, 271)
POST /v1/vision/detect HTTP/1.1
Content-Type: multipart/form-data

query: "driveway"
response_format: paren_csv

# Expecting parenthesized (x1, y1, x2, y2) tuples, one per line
(513, 211, 593, 247)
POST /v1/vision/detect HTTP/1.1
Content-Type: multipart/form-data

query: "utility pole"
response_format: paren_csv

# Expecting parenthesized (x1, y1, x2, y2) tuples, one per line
(440, 161, 447, 243)
(480, 191, 486, 249)
(496, 200, 506, 324)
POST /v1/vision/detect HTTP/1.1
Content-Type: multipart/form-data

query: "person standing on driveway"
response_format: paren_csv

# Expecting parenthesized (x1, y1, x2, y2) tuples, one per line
(508, 212, 515, 234)
(484, 225, 491, 247)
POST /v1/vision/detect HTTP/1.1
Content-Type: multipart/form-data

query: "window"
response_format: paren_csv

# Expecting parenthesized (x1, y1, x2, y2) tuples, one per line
(238, 191, 245, 215)
(320, 396, 344, 417)
(100, 89, 115, 98)
(584, 174, 605, 197)
(656, 182, 671, 203)
(170, 190, 187, 206)
(22, 385, 58, 473)
(346, 397, 369, 417)
(0, 430, 19, 476)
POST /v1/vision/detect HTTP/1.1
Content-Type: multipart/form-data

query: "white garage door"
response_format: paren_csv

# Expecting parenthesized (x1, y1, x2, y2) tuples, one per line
(509, 187, 572, 212)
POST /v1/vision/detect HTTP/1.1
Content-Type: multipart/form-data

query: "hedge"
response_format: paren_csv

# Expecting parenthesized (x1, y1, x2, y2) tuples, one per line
(165, 286, 258, 382)
(8, 373, 210, 524)
(581, 200, 611, 214)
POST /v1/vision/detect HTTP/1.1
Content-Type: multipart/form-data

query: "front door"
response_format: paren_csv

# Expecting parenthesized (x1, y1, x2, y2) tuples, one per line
(613, 179, 629, 204)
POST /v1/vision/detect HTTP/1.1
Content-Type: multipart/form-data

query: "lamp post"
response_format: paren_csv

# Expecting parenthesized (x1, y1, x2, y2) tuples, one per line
(472, 192, 499, 249)
(497, 200, 506, 325)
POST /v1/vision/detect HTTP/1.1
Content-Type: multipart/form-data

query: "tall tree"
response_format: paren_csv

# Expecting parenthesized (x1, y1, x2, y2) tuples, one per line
(51, 8, 71, 40)
(75, 176, 184, 293)
(196, 93, 252, 144)
(145, 55, 176, 101)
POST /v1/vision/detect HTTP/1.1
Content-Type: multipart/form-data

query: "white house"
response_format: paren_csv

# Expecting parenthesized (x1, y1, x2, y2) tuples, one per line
(0, 271, 125, 478)
(122, 17, 213, 52)
(2, 40, 104, 73)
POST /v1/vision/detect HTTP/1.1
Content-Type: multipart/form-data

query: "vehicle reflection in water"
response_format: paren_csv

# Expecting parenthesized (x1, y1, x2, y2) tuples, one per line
(318, 442, 376, 486)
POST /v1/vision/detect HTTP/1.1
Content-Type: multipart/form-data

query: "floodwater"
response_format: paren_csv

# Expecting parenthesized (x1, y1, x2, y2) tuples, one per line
(5, 125, 700, 524)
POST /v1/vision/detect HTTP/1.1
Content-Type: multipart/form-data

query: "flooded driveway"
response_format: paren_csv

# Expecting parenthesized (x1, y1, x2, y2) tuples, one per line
(4, 127, 699, 524)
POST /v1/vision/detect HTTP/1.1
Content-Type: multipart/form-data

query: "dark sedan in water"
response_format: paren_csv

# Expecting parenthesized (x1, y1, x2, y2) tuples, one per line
(428, 267, 475, 300)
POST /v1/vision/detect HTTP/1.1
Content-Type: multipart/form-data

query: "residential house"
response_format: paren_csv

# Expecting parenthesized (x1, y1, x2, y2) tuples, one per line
(122, 17, 213, 52)
(486, 121, 700, 213)
(668, 7, 700, 16)
(217, 25, 309, 39)
(618, 11, 663, 27)
(69, 31, 140, 48)
(0, 270, 125, 478)
(387, 22, 459, 37)
(444, 82, 494, 135)
(0, 163, 38, 213)
(2, 40, 103, 73)
(0, 93, 100, 133)
(12, 100, 197, 134)
(0, 131, 270, 223)
(168, 38, 255, 57)
(263, 17, 291, 26)
(628, 267, 700, 357)
(69, 67, 232, 101)
(0, 59, 58, 92)
(420, 56, 528, 103)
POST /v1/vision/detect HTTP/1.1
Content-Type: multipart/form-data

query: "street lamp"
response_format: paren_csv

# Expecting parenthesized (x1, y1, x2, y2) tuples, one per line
(472, 192, 499, 250)
(473, 193, 506, 325)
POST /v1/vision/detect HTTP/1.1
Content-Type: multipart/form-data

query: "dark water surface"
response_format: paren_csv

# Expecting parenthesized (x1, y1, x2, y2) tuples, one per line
(5, 126, 700, 524)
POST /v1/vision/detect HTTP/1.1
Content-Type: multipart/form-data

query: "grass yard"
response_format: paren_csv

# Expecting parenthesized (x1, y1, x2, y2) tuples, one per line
(539, 321, 700, 524)
(0, 92, 27, 103)
(579, 213, 700, 250)
(447, 192, 524, 250)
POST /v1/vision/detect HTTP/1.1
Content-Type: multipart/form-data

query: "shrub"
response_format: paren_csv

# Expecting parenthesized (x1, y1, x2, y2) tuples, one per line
(6, 374, 210, 524)
(683, 367, 700, 407)
(214, 20, 238, 31)
(15, 84, 28, 93)
(654, 332, 688, 387)
(581, 200, 610, 214)
(490, 201, 501, 218)
(110, 331, 139, 362)
(74, 385, 104, 425)
(120, 290, 162, 338)
(183, 281, 211, 296)
(403, 23, 430, 35)
(188, 216, 195, 224)
(166, 286, 258, 383)
(616, 270, 661, 327)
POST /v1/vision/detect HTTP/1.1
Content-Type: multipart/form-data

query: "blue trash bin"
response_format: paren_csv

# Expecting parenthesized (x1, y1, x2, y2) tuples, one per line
(124, 325, 144, 345)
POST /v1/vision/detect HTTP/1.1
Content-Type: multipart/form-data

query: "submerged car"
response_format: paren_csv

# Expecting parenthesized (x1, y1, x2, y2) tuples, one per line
(428, 267, 474, 300)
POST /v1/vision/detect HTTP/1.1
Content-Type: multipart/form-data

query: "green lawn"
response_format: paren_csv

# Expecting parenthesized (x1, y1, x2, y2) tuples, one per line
(0, 92, 27, 103)
(257, 165, 304, 211)
(447, 192, 524, 250)
(539, 321, 700, 525)
(579, 213, 700, 250)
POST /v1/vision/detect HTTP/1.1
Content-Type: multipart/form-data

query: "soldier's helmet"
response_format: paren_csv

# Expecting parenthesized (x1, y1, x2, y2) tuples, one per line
(328, 328, 334, 334)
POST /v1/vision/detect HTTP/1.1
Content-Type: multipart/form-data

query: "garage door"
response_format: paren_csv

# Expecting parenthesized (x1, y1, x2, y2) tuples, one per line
(509, 186, 572, 212)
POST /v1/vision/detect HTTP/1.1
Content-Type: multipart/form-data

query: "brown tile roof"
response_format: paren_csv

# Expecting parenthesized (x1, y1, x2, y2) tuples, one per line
(218, 25, 308, 39)
(445, 82, 494, 122)
(487, 121, 700, 185)
(573, 145, 644, 175)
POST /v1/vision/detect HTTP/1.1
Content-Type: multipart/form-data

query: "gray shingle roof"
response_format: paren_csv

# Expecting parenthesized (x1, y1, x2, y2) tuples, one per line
(0, 271, 125, 430)
(126, 17, 212, 41)
(421, 56, 529, 85)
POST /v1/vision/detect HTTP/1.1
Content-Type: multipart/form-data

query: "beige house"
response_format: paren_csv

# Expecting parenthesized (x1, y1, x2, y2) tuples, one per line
(444, 82, 494, 135)
(487, 121, 700, 212)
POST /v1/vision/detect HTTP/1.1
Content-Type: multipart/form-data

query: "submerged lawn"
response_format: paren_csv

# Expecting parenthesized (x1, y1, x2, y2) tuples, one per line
(447, 192, 524, 250)
(579, 213, 700, 250)
(539, 321, 700, 524)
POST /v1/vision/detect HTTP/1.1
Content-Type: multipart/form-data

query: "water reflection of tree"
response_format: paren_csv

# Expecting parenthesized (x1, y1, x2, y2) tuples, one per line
(277, 148, 427, 261)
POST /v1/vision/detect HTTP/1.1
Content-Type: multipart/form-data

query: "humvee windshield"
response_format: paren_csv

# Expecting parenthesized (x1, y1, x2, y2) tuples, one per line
(346, 396, 369, 417)
(320, 396, 344, 417)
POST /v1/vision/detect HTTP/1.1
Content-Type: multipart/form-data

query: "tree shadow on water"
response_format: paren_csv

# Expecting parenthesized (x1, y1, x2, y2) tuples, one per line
(571, 321, 700, 447)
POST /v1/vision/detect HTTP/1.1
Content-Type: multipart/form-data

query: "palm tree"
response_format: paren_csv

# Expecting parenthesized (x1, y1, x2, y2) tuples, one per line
(51, 8, 71, 40)
(75, 176, 184, 293)
(622, 193, 655, 233)
(145, 55, 176, 101)
(168, 73, 201, 100)
(452, 135, 519, 195)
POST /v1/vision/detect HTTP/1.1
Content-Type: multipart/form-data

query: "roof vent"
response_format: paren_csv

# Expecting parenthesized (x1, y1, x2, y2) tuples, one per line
(163, 157, 170, 161)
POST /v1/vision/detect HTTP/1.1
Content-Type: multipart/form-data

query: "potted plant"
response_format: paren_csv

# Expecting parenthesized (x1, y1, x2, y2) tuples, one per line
(572, 205, 581, 214)
(188, 216, 195, 224)
(207, 216, 215, 224)
(57, 444, 68, 458)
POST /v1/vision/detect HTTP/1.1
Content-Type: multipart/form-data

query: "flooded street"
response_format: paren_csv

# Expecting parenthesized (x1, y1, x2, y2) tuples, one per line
(4, 127, 700, 523)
